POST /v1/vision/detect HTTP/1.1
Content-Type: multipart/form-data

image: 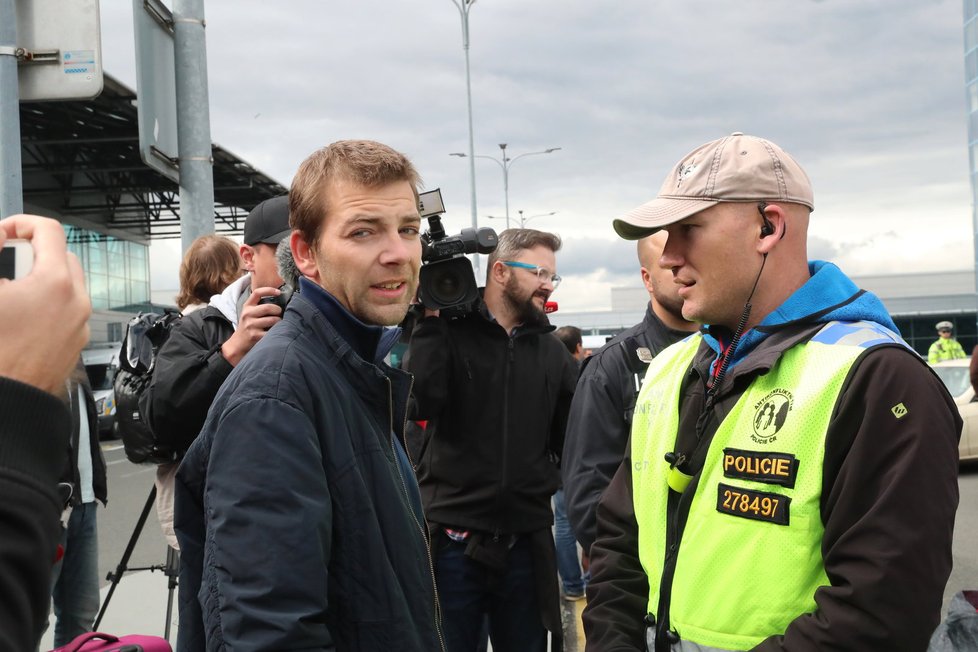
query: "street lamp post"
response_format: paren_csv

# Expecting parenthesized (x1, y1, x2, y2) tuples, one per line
(449, 145, 561, 229)
(518, 210, 557, 228)
(449, 0, 479, 274)
(485, 214, 510, 229)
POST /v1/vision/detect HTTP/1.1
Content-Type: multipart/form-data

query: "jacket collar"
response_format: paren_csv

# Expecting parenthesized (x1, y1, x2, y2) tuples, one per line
(297, 278, 401, 365)
(475, 289, 555, 337)
(702, 260, 896, 375)
(208, 274, 252, 328)
(287, 283, 411, 439)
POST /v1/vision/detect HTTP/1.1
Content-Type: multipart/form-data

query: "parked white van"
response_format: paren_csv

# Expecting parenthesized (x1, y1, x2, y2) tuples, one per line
(82, 342, 122, 439)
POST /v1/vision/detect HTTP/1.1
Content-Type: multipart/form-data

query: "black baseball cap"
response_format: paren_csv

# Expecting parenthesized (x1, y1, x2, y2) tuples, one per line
(243, 195, 291, 246)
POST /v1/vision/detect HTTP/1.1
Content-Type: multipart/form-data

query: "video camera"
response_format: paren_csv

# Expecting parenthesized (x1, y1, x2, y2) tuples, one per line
(417, 189, 497, 316)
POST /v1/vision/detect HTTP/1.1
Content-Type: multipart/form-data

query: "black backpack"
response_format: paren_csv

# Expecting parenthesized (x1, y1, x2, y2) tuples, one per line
(113, 310, 182, 464)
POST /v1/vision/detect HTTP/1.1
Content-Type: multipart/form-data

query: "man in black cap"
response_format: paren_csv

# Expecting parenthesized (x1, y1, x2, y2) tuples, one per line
(142, 196, 290, 455)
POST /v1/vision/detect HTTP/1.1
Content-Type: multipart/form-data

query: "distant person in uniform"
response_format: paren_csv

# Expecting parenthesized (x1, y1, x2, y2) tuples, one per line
(928, 320, 966, 364)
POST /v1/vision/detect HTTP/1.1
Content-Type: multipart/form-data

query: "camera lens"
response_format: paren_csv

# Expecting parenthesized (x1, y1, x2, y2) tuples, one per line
(419, 257, 479, 311)
(433, 272, 462, 304)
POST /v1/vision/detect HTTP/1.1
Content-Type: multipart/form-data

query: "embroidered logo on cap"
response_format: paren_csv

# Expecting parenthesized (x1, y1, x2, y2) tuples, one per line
(677, 161, 699, 187)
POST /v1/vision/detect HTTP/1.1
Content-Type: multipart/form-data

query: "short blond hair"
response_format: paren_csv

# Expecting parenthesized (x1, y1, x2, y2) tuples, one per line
(289, 140, 422, 246)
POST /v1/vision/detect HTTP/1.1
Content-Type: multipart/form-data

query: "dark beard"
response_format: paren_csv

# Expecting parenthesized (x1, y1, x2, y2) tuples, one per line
(504, 276, 549, 327)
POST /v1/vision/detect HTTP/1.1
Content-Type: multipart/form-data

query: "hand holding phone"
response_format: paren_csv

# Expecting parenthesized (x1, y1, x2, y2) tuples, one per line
(0, 214, 91, 395)
(0, 239, 34, 280)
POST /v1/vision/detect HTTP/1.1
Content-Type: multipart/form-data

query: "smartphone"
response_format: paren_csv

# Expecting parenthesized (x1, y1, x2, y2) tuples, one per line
(0, 239, 34, 280)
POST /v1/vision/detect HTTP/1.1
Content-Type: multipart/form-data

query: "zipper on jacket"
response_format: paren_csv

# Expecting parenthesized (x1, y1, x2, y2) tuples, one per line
(654, 476, 701, 650)
(387, 377, 447, 652)
(654, 367, 717, 649)
(492, 336, 516, 532)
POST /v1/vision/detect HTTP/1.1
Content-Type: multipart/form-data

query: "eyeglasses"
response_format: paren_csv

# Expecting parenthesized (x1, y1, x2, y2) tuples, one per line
(502, 261, 562, 289)
(939, 329, 952, 334)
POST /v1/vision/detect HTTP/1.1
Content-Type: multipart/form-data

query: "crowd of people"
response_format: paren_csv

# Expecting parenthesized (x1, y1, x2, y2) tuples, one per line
(0, 133, 963, 652)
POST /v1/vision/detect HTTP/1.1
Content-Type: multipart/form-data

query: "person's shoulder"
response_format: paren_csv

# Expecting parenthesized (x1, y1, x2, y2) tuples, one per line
(586, 320, 653, 365)
(851, 343, 939, 387)
(174, 304, 225, 331)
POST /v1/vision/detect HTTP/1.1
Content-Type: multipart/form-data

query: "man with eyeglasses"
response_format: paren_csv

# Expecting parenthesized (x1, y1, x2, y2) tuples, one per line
(406, 228, 579, 651)
(928, 320, 966, 364)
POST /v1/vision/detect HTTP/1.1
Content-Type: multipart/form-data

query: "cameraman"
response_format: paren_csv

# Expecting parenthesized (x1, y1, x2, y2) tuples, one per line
(406, 228, 578, 651)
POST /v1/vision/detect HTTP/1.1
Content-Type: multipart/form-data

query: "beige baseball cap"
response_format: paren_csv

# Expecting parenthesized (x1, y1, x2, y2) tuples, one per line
(613, 132, 815, 240)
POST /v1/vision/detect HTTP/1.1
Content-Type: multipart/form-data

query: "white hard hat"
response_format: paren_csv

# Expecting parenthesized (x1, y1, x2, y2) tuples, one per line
(936, 321, 953, 331)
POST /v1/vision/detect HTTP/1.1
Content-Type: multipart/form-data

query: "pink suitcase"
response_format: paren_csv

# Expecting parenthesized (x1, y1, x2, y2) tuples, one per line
(51, 631, 172, 652)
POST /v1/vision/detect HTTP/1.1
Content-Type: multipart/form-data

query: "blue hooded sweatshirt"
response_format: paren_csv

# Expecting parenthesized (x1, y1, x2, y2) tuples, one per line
(702, 260, 902, 373)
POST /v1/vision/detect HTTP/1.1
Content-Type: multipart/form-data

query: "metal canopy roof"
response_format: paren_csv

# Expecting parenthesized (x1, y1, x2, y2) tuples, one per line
(20, 74, 287, 241)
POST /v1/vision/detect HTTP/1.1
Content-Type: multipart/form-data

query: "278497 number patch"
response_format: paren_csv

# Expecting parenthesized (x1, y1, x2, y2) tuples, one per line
(716, 483, 790, 525)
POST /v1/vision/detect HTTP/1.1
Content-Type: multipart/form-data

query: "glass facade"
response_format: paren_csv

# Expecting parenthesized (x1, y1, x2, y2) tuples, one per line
(65, 225, 150, 311)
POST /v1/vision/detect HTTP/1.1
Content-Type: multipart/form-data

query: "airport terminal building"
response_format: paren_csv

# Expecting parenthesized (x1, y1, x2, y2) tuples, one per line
(19, 74, 285, 344)
(550, 269, 978, 360)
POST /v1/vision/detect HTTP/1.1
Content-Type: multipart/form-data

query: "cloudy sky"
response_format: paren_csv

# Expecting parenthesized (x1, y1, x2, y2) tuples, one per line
(97, 0, 973, 312)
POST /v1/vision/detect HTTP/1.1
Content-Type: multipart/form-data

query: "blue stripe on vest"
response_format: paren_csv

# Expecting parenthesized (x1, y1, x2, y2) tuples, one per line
(811, 321, 909, 350)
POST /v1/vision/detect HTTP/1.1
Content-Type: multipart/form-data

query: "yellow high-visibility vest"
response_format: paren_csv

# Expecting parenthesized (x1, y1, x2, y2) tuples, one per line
(632, 321, 906, 650)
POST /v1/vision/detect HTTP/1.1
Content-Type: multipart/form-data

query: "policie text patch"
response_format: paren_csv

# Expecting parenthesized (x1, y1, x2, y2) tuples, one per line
(722, 448, 798, 488)
(716, 483, 790, 525)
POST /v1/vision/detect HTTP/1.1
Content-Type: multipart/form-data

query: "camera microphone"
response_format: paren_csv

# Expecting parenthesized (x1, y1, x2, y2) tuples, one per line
(545, 301, 558, 314)
(275, 238, 301, 291)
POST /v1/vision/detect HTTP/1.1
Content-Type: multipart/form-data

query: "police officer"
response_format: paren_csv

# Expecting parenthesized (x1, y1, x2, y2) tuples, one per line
(583, 133, 960, 652)
(928, 320, 966, 364)
(562, 232, 697, 555)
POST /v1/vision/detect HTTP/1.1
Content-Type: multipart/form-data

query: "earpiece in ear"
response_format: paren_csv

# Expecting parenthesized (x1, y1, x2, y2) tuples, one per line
(757, 202, 774, 237)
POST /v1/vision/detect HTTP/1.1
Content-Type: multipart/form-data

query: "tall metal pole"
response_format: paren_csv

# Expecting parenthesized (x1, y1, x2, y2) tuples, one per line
(173, 0, 215, 253)
(453, 0, 479, 275)
(500, 143, 510, 230)
(0, 0, 24, 217)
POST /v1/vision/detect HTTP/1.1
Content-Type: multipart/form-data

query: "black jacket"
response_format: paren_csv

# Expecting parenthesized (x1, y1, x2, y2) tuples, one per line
(562, 304, 693, 552)
(140, 305, 234, 453)
(60, 363, 107, 505)
(0, 377, 71, 652)
(174, 285, 443, 651)
(406, 302, 578, 534)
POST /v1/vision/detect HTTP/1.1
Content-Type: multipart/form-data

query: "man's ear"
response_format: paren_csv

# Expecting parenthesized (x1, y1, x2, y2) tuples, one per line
(240, 244, 256, 272)
(757, 203, 786, 255)
(639, 266, 654, 294)
(291, 231, 320, 281)
(489, 260, 508, 286)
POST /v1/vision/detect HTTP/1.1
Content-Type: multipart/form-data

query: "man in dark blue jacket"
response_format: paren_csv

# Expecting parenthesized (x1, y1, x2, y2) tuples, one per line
(174, 140, 443, 651)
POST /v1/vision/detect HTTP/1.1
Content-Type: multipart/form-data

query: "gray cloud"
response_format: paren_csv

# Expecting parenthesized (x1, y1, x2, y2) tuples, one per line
(103, 0, 972, 304)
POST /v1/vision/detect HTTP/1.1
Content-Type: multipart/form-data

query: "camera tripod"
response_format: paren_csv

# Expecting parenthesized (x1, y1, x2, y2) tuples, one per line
(94, 484, 180, 640)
